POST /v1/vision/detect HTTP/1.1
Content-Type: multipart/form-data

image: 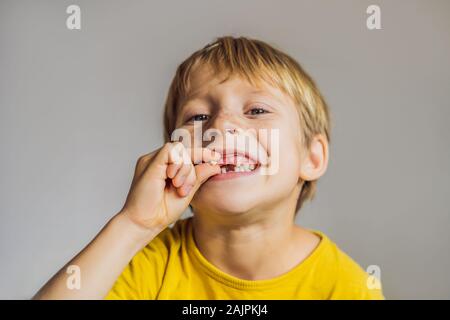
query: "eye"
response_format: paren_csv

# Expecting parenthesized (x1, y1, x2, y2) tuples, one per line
(246, 107, 270, 116)
(188, 114, 210, 123)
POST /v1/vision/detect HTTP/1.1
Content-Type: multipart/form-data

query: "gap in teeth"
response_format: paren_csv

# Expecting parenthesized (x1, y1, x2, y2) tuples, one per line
(220, 163, 257, 173)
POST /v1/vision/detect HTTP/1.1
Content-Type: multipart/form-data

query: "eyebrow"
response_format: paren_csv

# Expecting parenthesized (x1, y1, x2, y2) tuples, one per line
(180, 90, 205, 107)
(248, 89, 268, 95)
(248, 89, 286, 105)
(181, 87, 284, 110)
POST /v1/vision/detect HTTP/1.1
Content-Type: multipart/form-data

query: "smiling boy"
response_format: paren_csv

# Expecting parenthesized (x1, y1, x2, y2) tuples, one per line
(34, 36, 384, 300)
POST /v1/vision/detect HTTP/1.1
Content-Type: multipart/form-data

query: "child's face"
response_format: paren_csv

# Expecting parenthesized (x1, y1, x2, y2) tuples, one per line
(174, 65, 311, 215)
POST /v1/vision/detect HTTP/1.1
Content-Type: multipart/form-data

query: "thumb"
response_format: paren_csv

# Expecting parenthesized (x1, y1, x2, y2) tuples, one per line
(190, 163, 221, 195)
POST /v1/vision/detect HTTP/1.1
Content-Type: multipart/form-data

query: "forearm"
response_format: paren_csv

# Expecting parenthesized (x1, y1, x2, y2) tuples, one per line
(32, 212, 163, 300)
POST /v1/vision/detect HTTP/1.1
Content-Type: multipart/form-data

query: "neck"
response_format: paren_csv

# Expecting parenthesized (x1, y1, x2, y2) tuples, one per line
(191, 189, 315, 281)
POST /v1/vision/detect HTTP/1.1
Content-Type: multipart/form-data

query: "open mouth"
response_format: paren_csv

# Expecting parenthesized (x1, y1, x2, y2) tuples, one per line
(210, 162, 261, 181)
(219, 163, 260, 173)
(209, 150, 262, 181)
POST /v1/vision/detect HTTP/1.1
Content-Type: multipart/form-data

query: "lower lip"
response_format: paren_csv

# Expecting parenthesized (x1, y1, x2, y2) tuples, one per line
(209, 166, 260, 181)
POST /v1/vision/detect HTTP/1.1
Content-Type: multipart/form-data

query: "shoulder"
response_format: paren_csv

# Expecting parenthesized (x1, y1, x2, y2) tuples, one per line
(310, 230, 385, 300)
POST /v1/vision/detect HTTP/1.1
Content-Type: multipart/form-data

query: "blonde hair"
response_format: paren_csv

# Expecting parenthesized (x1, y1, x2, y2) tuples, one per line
(163, 36, 330, 212)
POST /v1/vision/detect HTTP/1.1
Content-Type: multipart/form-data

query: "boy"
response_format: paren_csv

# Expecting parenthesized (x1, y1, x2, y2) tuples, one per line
(34, 36, 384, 299)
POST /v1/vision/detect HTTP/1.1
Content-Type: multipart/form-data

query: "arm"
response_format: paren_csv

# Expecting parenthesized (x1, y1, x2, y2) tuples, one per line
(33, 142, 221, 299)
(33, 212, 163, 300)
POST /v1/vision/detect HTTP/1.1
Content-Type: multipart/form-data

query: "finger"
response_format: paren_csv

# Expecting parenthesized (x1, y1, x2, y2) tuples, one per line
(172, 163, 192, 188)
(167, 163, 182, 179)
(188, 162, 221, 196)
(177, 182, 194, 198)
(171, 144, 194, 187)
(142, 142, 185, 180)
(176, 165, 197, 197)
(187, 147, 222, 165)
(168, 142, 188, 165)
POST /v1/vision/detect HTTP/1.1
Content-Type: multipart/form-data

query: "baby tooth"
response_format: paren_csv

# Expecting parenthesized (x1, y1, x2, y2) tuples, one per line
(209, 160, 218, 165)
(249, 164, 255, 170)
(221, 167, 227, 174)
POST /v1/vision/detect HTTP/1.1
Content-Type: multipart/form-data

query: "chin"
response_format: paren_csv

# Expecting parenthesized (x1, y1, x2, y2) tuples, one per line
(192, 188, 261, 215)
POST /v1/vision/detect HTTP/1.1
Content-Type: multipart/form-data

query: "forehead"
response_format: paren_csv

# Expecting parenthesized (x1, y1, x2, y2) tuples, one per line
(182, 64, 291, 105)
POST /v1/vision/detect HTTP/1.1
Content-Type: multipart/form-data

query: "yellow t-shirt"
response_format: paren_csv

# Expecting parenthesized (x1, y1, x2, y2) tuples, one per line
(106, 217, 384, 300)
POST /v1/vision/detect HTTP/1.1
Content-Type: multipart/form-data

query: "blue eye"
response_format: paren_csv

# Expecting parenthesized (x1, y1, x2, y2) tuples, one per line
(189, 114, 210, 122)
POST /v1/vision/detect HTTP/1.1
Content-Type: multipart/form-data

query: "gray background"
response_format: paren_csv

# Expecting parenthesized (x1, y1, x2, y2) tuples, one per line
(1, 0, 449, 299)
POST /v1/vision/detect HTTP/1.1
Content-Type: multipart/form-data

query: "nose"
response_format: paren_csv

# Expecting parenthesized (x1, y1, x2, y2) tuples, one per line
(225, 128, 239, 134)
(200, 110, 247, 150)
(208, 111, 244, 136)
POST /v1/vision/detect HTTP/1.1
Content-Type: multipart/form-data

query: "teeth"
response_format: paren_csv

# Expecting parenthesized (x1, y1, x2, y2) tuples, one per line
(233, 164, 256, 173)
(219, 164, 258, 174)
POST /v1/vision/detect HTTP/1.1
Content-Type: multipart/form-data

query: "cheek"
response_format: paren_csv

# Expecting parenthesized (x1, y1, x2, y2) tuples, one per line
(279, 138, 302, 177)
(260, 125, 302, 172)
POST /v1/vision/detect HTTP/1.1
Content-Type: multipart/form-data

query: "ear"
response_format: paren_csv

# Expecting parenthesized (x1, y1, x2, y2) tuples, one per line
(299, 134, 329, 181)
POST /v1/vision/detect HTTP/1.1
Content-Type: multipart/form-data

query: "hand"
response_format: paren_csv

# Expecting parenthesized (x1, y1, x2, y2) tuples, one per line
(119, 142, 221, 231)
